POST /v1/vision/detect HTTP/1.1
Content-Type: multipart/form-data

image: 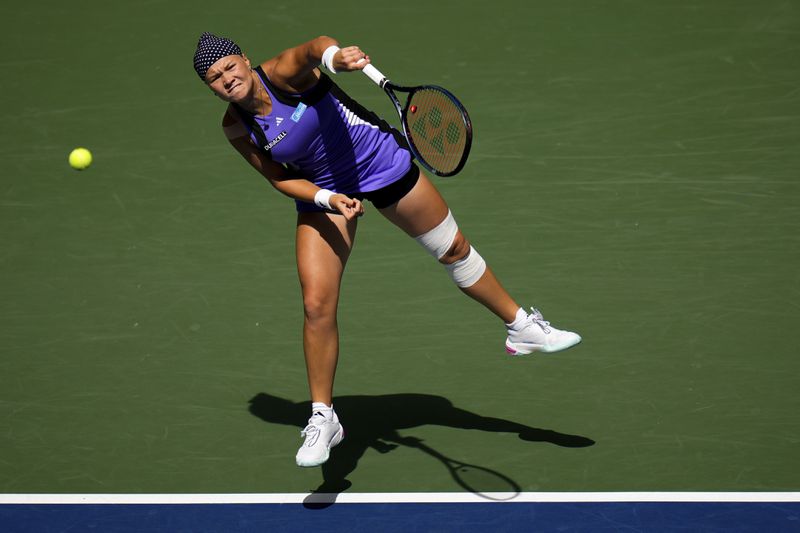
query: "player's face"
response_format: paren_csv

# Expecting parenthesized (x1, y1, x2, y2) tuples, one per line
(205, 55, 253, 102)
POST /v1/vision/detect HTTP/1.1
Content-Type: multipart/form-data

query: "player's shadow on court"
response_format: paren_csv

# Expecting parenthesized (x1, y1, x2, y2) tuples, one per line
(248, 392, 594, 508)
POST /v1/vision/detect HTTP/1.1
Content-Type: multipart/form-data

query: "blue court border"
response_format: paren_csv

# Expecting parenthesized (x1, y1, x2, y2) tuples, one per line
(2, 494, 799, 532)
(3, 502, 800, 532)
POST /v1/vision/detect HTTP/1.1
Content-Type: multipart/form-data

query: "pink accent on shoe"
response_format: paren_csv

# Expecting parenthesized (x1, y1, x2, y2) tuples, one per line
(506, 344, 518, 355)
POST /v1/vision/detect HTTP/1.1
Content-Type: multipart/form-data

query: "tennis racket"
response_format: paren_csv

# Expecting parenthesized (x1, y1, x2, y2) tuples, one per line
(361, 63, 472, 177)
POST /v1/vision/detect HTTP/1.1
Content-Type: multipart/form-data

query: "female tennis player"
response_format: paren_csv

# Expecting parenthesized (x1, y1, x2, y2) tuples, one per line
(193, 33, 581, 467)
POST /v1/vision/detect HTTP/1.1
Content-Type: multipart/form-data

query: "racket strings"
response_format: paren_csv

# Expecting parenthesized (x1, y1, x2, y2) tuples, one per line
(405, 88, 468, 175)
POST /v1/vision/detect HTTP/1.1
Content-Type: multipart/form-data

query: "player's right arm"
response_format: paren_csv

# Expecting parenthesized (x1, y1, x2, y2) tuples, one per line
(264, 36, 371, 94)
(221, 107, 363, 219)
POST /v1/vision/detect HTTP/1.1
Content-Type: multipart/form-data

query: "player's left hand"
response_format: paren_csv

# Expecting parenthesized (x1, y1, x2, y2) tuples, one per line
(331, 193, 364, 220)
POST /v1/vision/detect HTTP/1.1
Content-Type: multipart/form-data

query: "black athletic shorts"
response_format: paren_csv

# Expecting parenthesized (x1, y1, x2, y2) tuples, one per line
(352, 163, 420, 209)
(296, 163, 420, 213)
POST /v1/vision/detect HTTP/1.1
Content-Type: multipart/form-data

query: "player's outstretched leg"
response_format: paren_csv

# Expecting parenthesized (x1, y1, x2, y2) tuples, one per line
(379, 172, 581, 355)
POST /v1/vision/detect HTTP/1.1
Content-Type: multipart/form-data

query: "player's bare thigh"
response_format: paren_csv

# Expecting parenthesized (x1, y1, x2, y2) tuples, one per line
(378, 171, 450, 238)
(296, 211, 357, 290)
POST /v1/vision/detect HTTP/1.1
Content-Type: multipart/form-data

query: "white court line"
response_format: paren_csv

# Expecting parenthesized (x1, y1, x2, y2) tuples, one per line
(1, 493, 799, 505)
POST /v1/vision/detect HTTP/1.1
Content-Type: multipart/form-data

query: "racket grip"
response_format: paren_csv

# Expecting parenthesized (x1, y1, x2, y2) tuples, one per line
(361, 63, 387, 87)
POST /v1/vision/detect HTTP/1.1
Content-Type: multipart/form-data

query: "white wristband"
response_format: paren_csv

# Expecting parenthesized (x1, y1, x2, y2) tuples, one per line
(314, 189, 335, 209)
(321, 45, 340, 74)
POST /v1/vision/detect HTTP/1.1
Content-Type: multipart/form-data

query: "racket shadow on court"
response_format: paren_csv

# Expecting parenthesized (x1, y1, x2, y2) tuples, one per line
(248, 392, 594, 508)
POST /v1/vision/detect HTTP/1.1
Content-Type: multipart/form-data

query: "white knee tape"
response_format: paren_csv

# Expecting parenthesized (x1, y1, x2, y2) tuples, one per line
(414, 210, 457, 260)
(445, 246, 487, 288)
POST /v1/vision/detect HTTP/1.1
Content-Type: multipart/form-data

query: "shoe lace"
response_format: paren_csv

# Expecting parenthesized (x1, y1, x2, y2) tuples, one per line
(300, 413, 329, 447)
(528, 308, 551, 334)
(300, 423, 321, 447)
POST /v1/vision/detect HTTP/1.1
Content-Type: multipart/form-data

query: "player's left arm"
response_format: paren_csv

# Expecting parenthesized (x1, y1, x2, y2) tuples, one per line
(264, 36, 370, 92)
(222, 106, 364, 220)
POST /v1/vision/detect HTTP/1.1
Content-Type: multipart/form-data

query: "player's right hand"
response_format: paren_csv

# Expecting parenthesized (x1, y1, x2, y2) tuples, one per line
(335, 46, 370, 71)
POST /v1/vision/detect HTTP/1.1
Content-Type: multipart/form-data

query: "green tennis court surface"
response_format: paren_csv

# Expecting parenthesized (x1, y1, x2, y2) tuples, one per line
(1, 0, 798, 496)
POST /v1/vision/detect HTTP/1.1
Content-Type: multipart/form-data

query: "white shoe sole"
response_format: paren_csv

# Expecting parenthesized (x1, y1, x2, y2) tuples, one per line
(505, 335, 582, 356)
(295, 425, 345, 468)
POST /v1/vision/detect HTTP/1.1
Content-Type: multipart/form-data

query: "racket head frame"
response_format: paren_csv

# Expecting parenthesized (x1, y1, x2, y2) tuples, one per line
(379, 78, 473, 177)
(361, 64, 473, 177)
(395, 82, 473, 177)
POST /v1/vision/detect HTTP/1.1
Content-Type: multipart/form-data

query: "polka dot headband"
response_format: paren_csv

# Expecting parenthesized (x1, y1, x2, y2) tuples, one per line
(193, 32, 242, 80)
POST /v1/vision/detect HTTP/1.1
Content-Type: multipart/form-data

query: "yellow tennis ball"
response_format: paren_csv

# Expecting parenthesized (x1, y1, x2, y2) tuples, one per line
(68, 147, 92, 170)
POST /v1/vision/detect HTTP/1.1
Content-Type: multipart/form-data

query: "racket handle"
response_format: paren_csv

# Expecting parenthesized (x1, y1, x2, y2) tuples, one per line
(361, 63, 387, 87)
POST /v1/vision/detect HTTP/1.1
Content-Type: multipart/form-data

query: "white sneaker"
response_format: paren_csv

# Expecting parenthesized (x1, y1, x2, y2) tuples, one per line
(295, 410, 344, 467)
(505, 307, 581, 355)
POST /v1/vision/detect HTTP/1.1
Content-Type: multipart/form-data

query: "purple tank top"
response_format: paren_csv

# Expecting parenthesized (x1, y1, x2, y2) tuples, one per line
(236, 67, 412, 194)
